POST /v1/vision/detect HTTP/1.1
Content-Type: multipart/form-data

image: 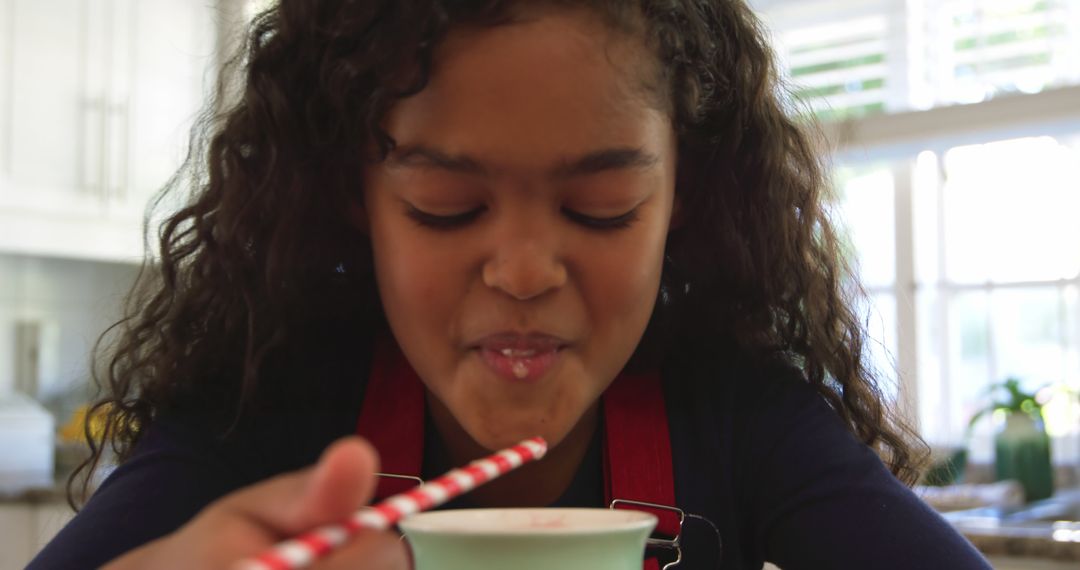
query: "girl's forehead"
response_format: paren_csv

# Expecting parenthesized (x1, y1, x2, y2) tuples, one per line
(435, 6, 662, 107)
(379, 8, 672, 175)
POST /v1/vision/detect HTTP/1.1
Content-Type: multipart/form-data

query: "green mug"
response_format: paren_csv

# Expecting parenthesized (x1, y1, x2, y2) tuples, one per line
(399, 508, 657, 570)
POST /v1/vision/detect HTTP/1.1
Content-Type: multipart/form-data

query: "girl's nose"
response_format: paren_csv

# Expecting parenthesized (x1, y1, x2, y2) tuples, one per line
(482, 227, 568, 301)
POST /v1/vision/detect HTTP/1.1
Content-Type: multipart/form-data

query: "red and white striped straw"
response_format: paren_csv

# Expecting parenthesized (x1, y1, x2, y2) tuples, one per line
(237, 436, 548, 570)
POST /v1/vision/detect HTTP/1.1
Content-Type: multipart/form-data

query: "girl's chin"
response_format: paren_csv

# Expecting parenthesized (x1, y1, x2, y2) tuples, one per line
(466, 419, 572, 452)
(459, 398, 599, 453)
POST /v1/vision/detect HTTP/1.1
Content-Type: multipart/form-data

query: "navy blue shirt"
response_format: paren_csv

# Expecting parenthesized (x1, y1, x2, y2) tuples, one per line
(30, 342, 991, 569)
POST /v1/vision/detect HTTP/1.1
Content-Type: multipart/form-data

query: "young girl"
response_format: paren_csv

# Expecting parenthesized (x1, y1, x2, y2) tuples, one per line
(32, 1, 991, 568)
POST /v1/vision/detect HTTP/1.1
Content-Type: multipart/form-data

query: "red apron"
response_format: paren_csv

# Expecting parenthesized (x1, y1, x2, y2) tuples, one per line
(356, 340, 682, 569)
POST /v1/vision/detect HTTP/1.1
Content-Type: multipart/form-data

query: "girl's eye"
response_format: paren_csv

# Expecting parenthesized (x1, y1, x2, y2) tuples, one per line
(405, 205, 485, 229)
(404, 204, 639, 231)
(562, 207, 639, 230)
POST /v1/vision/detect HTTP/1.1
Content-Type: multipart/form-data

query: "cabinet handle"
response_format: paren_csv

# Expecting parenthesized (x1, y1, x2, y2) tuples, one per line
(98, 96, 109, 202)
(79, 97, 105, 197)
(108, 101, 129, 202)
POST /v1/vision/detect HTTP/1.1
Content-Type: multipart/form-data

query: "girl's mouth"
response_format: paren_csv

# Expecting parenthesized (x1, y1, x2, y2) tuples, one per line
(473, 333, 566, 383)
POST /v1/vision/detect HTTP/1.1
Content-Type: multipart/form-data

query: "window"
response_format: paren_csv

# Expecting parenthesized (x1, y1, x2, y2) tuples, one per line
(936, 0, 1080, 105)
(760, 0, 1080, 120)
(754, 0, 1080, 464)
(833, 164, 900, 399)
(912, 137, 1080, 460)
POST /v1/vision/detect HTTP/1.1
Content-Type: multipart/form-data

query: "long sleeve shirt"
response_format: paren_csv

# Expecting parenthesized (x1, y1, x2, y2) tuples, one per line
(29, 338, 991, 569)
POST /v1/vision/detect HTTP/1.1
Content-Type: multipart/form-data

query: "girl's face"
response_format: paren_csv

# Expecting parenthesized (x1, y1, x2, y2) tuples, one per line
(361, 8, 677, 452)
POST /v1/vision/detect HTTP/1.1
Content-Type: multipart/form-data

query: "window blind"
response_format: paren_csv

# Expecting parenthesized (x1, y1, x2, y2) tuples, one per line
(754, 0, 1080, 121)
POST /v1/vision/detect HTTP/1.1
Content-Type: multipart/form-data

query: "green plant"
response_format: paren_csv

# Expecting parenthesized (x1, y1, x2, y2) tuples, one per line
(967, 377, 1056, 502)
(967, 377, 1047, 432)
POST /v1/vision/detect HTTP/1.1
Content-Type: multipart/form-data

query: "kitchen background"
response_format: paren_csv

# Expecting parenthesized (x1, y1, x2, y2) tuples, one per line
(1, 0, 1079, 568)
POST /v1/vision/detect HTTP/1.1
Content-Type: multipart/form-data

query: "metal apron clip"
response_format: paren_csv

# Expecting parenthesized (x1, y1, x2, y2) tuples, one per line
(610, 498, 723, 569)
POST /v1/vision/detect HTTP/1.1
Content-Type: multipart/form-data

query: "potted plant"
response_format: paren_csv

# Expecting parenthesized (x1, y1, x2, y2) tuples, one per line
(968, 377, 1053, 502)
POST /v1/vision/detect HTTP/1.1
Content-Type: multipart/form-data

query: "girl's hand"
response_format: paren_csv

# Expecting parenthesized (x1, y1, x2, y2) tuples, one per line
(103, 437, 408, 570)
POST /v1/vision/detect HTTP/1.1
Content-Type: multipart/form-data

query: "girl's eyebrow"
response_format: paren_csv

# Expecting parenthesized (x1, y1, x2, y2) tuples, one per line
(551, 147, 660, 179)
(390, 145, 486, 174)
(388, 145, 660, 178)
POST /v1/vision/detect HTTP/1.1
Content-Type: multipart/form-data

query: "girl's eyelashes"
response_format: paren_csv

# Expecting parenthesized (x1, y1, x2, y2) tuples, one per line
(403, 203, 640, 231)
(405, 205, 485, 229)
(562, 207, 640, 230)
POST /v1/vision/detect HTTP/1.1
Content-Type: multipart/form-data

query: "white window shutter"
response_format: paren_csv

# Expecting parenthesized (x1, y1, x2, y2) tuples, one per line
(754, 0, 1080, 120)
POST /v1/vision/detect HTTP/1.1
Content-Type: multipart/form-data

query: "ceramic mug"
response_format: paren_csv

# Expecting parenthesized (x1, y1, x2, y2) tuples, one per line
(399, 508, 657, 570)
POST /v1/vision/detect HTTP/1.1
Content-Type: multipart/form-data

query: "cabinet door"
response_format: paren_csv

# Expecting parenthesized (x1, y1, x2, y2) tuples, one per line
(117, 0, 214, 223)
(0, 1, 11, 184)
(5, 0, 99, 213)
(100, 0, 134, 208)
(32, 502, 75, 557)
(0, 504, 34, 569)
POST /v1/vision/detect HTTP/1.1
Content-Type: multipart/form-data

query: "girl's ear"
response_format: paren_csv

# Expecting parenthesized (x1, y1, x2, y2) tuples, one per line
(347, 195, 369, 234)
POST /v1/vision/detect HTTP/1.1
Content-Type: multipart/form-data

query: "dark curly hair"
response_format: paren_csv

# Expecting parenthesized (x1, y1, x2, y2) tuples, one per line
(72, 0, 928, 505)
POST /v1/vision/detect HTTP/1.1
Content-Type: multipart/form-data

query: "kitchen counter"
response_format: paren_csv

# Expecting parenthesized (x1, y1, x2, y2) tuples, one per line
(944, 488, 1080, 562)
(0, 482, 69, 506)
(0, 442, 101, 506)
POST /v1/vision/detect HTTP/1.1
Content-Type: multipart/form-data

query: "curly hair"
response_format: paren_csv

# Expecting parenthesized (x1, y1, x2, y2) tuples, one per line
(72, 0, 927, 505)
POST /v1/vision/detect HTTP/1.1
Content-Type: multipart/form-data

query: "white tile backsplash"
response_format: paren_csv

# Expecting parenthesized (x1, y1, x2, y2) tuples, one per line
(0, 254, 138, 404)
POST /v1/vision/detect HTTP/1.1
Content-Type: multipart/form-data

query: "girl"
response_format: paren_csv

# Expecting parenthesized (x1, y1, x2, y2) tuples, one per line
(32, 1, 992, 569)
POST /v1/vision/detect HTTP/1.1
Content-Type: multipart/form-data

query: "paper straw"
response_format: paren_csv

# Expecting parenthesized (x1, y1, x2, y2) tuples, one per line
(236, 436, 548, 570)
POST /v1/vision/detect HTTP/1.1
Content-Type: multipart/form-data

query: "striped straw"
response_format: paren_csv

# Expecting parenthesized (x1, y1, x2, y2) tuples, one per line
(236, 436, 548, 570)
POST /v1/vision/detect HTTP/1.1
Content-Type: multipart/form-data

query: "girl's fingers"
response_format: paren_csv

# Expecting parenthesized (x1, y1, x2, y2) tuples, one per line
(107, 437, 392, 570)
(214, 436, 381, 537)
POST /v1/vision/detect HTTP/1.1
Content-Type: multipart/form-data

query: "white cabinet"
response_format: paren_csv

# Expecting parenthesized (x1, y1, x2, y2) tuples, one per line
(0, 504, 34, 570)
(0, 501, 75, 570)
(0, 0, 215, 262)
(4, 0, 92, 214)
(0, 2, 9, 184)
(121, 0, 214, 222)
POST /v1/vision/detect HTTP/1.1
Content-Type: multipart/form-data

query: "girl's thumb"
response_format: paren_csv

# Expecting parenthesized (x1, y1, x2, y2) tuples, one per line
(290, 437, 381, 530)
(216, 436, 382, 537)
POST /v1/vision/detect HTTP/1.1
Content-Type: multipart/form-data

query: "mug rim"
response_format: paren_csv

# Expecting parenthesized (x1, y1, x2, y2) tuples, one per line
(398, 507, 658, 536)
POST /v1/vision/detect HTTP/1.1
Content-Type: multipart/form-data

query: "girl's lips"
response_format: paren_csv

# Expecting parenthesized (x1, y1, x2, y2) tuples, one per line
(473, 333, 566, 383)
(478, 346, 561, 383)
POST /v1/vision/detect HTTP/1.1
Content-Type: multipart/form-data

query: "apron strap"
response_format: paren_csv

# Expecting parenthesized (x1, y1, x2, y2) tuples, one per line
(603, 369, 682, 543)
(355, 338, 426, 499)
